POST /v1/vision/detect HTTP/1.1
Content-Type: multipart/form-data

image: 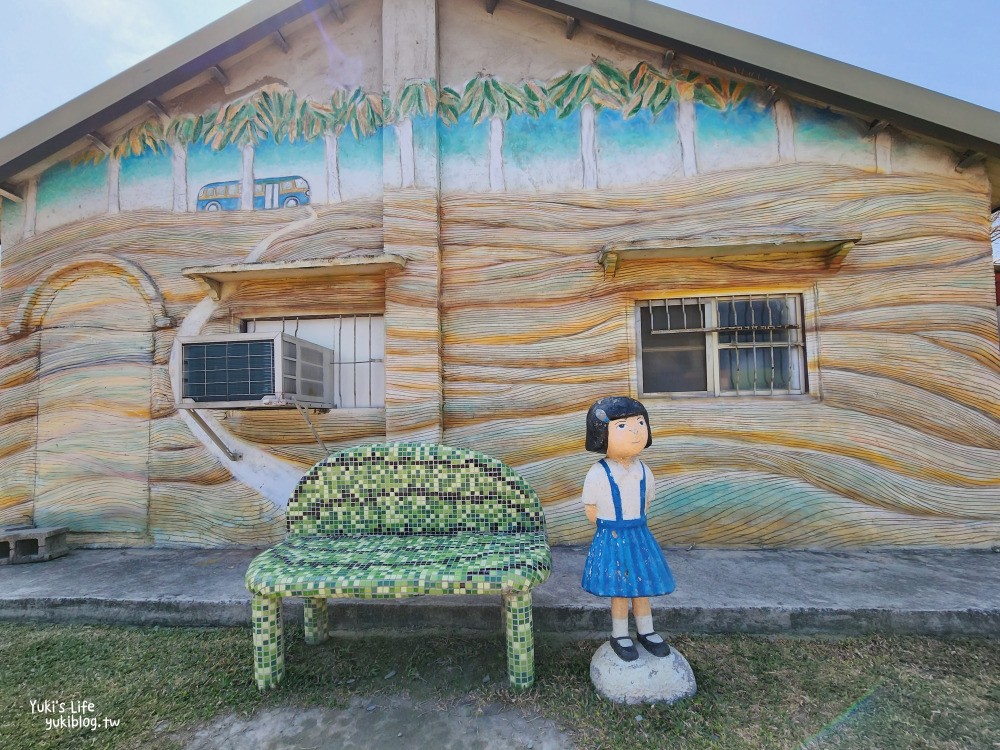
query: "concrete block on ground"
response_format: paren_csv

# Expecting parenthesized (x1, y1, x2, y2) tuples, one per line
(0, 526, 69, 564)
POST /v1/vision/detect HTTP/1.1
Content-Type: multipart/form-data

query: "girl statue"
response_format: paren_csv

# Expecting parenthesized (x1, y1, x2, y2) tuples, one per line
(581, 396, 676, 661)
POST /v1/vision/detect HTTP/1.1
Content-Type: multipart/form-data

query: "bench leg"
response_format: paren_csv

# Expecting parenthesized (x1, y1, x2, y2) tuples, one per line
(304, 597, 329, 645)
(502, 591, 535, 690)
(252, 594, 284, 690)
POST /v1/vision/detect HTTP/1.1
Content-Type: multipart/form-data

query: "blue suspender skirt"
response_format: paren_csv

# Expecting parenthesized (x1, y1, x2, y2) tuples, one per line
(581, 459, 676, 598)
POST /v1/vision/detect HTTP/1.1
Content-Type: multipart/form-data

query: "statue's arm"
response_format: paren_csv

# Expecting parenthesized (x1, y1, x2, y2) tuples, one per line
(582, 464, 600, 525)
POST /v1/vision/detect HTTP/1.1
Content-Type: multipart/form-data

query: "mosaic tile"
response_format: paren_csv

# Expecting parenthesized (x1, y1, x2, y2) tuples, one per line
(246, 442, 552, 691)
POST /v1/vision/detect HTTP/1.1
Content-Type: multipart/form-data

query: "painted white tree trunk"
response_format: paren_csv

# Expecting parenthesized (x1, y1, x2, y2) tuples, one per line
(325, 132, 342, 203)
(23, 177, 37, 239)
(489, 117, 505, 191)
(107, 157, 121, 214)
(774, 99, 796, 163)
(581, 103, 598, 189)
(241, 144, 255, 210)
(397, 118, 415, 188)
(677, 96, 697, 177)
(171, 143, 188, 211)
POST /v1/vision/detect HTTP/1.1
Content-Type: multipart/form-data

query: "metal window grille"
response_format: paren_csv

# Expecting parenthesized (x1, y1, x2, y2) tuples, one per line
(637, 294, 806, 396)
(245, 315, 385, 407)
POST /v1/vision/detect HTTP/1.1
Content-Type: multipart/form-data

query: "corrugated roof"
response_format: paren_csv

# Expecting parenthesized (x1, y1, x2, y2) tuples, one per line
(2, 0, 999, 196)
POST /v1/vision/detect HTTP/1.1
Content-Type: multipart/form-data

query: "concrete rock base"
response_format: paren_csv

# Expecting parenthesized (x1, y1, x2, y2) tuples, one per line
(590, 641, 697, 705)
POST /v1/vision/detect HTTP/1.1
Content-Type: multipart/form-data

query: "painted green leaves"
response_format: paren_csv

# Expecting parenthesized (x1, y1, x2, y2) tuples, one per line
(69, 59, 757, 166)
(394, 79, 437, 121)
(520, 79, 550, 118)
(548, 57, 630, 117)
(258, 87, 302, 144)
(111, 119, 167, 160)
(437, 87, 463, 126)
(460, 74, 528, 124)
(344, 88, 384, 138)
(695, 76, 750, 110)
(209, 90, 270, 149)
(166, 113, 211, 147)
(625, 61, 674, 117)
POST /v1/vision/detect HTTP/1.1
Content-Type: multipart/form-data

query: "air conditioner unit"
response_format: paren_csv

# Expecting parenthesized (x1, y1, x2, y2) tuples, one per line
(176, 332, 334, 409)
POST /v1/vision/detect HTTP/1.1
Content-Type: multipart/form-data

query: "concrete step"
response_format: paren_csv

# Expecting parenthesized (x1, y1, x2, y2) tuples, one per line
(0, 546, 998, 637)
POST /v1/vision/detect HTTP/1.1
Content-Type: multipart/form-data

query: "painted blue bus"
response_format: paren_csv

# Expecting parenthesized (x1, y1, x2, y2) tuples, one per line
(196, 176, 311, 211)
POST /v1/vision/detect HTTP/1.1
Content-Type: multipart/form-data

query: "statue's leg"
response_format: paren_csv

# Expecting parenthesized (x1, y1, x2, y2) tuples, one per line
(632, 596, 651, 619)
(304, 597, 329, 645)
(252, 594, 285, 690)
(502, 591, 535, 689)
(607, 596, 640, 659)
(633, 596, 670, 656)
(611, 596, 630, 621)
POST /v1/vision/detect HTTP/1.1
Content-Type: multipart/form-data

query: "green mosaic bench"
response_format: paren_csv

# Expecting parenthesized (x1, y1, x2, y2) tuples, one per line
(245, 442, 552, 691)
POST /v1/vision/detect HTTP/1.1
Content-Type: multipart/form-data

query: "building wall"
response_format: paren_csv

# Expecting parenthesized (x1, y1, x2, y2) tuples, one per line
(0, 0, 998, 548)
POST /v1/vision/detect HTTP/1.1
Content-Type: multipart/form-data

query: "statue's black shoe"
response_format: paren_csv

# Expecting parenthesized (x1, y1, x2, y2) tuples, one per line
(637, 632, 671, 657)
(610, 636, 639, 661)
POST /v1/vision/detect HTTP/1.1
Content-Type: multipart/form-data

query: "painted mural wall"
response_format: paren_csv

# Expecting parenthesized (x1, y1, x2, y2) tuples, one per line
(1, 0, 998, 549)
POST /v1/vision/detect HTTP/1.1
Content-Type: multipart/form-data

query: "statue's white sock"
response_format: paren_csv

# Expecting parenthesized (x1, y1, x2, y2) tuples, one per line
(612, 617, 629, 639)
(636, 614, 663, 642)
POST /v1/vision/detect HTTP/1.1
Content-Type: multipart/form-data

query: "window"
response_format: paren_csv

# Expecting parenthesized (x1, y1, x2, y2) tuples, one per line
(245, 316, 385, 408)
(637, 294, 806, 396)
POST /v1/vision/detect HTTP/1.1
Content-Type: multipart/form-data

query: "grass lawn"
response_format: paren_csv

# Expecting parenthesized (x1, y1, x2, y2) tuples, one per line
(0, 622, 997, 749)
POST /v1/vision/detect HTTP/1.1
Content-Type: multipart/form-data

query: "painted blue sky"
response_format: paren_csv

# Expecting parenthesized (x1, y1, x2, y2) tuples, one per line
(0, 0, 994, 141)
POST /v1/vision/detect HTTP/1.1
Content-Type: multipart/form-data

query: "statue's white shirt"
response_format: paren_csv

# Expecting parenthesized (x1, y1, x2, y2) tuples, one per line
(581, 458, 655, 521)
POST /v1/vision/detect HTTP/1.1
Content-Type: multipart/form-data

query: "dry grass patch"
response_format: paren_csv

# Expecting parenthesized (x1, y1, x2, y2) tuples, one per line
(0, 623, 997, 750)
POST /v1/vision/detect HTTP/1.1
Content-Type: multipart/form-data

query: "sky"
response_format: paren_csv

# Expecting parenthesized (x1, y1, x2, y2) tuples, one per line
(0, 0, 996, 141)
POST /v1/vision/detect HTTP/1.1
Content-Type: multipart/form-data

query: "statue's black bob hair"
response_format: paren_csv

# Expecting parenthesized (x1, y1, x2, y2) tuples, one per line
(585, 396, 652, 453)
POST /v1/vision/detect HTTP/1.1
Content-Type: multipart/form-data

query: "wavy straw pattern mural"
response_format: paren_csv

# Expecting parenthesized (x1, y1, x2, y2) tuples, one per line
(437, 164, 1000, 547)
(1, 55, 998, 548)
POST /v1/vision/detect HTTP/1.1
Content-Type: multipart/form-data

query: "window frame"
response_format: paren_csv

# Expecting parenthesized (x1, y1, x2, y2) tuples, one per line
(632, 290, 817, 400)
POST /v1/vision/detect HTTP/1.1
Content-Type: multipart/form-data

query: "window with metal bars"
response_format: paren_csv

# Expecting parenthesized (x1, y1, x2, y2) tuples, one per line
(636, 294, 806, 396)
(244, 315, 385, 407)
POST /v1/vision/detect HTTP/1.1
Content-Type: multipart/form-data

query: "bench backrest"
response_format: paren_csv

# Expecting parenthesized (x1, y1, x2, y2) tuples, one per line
(286, 442, 546, 536)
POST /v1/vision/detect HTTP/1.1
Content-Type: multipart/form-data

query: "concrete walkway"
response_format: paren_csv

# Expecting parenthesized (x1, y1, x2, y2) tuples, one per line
(1, 546, 999, 637)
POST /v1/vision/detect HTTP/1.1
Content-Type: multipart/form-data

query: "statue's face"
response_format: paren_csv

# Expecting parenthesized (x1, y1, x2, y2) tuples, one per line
(605, 415, 648, 461)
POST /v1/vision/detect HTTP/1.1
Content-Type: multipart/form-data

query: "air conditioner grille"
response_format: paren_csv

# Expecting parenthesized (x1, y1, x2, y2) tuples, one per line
(182, 340, 275, 402)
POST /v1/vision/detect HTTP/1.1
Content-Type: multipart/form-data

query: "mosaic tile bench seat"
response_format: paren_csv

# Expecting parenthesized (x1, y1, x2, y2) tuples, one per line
(245, 442, 552, 691)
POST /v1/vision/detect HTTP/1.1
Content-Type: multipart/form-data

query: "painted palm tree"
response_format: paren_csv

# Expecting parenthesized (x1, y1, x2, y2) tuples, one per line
(547, 57, 630, 189)
(391, 79, 436, 188)
(459, 74, 527, 191)
(206, 88, 272, 210)
(72, 119, 164, 215)
(299, 89, 351, 203)
(165, 113, 211, 212)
